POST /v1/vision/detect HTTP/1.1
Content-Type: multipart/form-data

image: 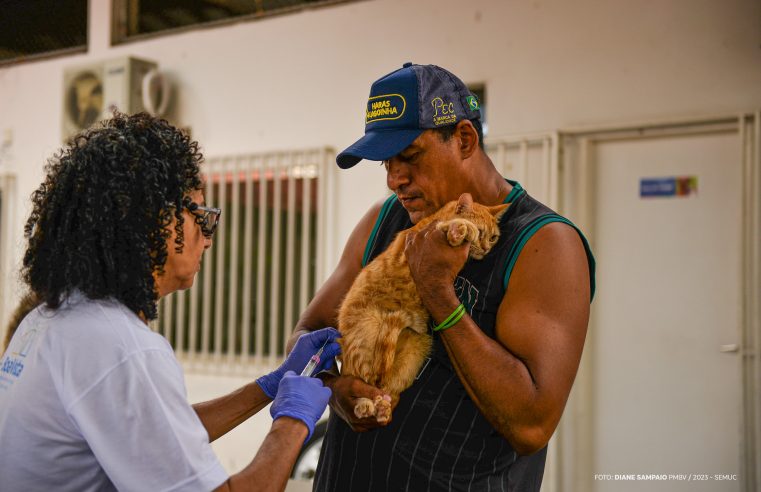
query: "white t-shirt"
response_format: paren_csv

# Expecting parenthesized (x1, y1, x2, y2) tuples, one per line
(0, 293, 228, 491)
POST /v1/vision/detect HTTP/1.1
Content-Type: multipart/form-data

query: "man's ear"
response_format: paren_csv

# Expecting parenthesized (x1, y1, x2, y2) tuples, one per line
(456, 120, 479, 160)
(456, 193, 473, 214)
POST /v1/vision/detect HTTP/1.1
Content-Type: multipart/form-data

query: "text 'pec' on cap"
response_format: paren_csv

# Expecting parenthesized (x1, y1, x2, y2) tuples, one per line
(336, 63, 482, 169)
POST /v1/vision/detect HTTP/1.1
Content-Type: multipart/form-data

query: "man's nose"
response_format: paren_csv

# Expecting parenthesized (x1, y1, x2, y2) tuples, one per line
(203, 235, 213, 250)
(386, 159, 410, 191)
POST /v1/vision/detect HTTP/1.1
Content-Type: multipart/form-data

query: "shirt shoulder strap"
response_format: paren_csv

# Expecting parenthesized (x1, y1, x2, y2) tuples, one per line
(362, 194, 398, 267)
(502, 213, 596, 300)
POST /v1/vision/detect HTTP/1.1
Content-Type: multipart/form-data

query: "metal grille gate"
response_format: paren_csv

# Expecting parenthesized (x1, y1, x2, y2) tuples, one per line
(155, 148, 332, 375)
(486, 132, 560, 210)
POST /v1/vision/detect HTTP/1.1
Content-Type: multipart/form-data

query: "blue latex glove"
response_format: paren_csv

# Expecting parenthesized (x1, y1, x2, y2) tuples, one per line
(270, 371, 331, 443)
(256, 327, 341, 399)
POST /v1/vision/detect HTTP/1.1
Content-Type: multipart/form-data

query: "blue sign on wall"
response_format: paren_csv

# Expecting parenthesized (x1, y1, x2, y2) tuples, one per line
(640, 176, 698, 198)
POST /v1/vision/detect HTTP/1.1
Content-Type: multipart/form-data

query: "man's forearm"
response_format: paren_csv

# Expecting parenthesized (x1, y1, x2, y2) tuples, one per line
(422, 289, 547, 454)
(440, 318, 547, 453)
(285, 326, 311, 354)
(193, 382, 271, 442)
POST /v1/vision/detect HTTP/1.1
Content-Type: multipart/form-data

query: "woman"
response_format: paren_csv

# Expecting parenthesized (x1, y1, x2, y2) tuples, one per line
(0, 113, 339, 492)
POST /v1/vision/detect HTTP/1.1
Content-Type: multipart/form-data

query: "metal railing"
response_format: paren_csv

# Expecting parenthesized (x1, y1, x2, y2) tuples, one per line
(155, 148, 332, 375)
(486, 132, 560, 209)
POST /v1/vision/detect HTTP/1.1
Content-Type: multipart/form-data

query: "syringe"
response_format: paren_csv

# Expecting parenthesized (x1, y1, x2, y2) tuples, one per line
(300, 339, 329, 377)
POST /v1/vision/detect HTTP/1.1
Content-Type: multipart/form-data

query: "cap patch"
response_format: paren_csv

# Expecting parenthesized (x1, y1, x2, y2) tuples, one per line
(431, 97, 457, 126)
(466, 95, 479, 111)
(366, 94, 406, 124)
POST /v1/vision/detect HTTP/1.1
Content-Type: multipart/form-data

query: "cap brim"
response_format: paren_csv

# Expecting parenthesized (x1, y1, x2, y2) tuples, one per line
(336, 128, 424, 169)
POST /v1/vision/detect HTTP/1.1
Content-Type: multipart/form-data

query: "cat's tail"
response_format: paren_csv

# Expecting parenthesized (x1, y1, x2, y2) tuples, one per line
(374, 311, 408, 380)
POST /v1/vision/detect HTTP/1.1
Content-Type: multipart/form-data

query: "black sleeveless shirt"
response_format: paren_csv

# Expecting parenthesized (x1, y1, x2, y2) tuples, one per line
(314, 181, 595, 492)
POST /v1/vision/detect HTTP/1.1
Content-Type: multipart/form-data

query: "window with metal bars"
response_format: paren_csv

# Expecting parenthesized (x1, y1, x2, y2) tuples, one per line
(112, 0, 363, 43)
(0, 0, 87, 65)
(156, 149, 329, 373)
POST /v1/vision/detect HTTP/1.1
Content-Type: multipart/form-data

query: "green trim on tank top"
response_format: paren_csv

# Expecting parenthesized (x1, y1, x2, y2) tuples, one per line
(363, 180, 524, 267)
(502, 214, 597, 301)
(502, 180, 525, 204)
(362, 194, 398, 267)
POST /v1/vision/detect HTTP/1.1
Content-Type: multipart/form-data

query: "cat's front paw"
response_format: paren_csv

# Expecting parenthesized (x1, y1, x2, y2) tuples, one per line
(374, 395, 392, 424)
(438, 219, 479, 246)
(354, 397, 376, 419)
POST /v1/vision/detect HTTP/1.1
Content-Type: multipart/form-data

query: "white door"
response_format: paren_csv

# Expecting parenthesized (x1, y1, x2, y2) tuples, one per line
(590, 131, 743, 492)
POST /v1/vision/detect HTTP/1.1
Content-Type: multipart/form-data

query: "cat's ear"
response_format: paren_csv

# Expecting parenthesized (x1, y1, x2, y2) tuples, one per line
(487, 203, 510, 221)
(456, 193, 473, 214)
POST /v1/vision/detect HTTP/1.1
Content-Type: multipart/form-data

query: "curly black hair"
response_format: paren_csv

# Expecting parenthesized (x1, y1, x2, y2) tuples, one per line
(22, 112, 203, 320)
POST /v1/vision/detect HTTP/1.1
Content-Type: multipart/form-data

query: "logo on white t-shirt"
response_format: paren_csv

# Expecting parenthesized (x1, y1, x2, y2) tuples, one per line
(0, 328, 38, 388)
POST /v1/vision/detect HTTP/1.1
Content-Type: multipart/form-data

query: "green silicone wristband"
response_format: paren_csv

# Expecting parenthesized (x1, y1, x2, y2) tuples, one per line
(434, 303, 465, 332)
(437, 306, 465, 331)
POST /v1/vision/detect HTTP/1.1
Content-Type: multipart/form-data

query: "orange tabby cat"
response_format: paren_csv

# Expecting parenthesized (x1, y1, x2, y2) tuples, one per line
(338, 193, 509, 423)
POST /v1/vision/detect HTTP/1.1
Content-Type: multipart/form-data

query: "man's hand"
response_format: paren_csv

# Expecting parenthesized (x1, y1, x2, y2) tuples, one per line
(405, 221, 470, 302)
(324, 374, 390, 432)
(257, 327, 341, 399)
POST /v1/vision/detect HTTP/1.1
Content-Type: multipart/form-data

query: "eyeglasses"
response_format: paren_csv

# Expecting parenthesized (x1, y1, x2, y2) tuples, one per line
(183, 198, 221, 237)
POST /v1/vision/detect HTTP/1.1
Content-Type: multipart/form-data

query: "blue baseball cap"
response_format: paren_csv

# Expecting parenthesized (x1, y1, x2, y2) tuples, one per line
(336, 63, 482, 169)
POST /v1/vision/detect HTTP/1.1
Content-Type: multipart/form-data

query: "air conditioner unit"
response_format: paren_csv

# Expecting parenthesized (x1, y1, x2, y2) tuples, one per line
(62, 57, 157, 140)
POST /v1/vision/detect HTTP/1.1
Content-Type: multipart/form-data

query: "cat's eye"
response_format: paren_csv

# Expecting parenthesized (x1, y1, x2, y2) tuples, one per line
(490, 235, 498, 243)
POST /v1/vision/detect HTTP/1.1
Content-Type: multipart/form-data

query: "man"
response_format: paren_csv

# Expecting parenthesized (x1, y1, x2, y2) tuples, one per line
(0, 112, 340, 492)
(288, 63, 595, 491)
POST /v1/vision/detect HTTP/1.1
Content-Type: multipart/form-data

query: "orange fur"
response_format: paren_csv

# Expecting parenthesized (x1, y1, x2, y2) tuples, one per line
(338, 193, 509, 423)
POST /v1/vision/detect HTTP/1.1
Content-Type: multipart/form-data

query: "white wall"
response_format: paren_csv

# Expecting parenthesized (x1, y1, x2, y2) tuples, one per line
(1, 0, 760, 481)
(1, 0, 759, 294)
